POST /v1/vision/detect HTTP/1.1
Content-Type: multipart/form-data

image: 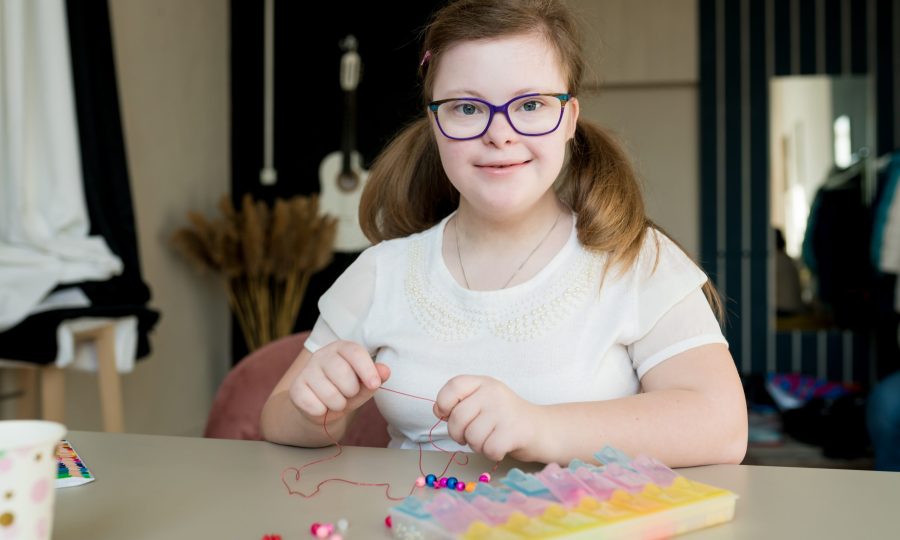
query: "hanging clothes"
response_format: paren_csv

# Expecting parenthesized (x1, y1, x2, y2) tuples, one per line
(872, 152, 900, 301)
(0, 0, 123, 331)
(0, 0, 158, 366)
(801, 162, 875, 329)
(870, 152, 900, 380)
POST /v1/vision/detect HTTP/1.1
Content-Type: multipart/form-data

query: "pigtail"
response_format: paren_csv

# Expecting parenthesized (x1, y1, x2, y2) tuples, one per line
(566, 119, 725, 324)
(360, 117, 459, 243)
(566, 119, 647, 265)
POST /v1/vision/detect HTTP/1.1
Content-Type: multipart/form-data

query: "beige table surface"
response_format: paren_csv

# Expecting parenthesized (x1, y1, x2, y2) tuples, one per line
(54, 431, 900, 539)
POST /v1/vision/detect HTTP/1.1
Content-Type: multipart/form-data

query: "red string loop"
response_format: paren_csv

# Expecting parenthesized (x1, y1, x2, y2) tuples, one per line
(281, 385, 495, 500)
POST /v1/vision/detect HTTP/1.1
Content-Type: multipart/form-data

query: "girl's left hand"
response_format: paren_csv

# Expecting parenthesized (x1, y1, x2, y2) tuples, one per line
(433, 375, 545, 462)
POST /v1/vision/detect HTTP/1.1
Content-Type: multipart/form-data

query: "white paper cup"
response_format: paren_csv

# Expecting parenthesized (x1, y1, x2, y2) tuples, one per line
(0, 420, 66, 540)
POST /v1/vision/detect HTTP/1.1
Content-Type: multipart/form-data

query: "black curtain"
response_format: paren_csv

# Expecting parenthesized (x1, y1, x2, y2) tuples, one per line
(0, 0, 159, 363)
(229, 1, 440, 362)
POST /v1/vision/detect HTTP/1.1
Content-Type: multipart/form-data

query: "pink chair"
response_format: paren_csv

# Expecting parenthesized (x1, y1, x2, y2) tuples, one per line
(204, 331, 389, 447)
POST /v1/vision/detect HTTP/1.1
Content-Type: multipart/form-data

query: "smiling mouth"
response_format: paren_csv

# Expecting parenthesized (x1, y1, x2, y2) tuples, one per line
(478, 160, 531, 169)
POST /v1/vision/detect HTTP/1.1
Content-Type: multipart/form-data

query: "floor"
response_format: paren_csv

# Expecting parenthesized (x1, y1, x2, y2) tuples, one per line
(743, 409, 874, 470)
(743, 436, 874, 469)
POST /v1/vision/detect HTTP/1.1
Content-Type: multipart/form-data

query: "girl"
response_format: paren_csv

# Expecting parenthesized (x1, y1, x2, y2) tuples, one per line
(261, 0, 747, 467)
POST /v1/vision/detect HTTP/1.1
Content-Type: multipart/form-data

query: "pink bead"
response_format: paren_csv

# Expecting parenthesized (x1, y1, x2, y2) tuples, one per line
(310, 523, 320, 535)
(439, 477, 448, 487)
(331, 536, 343, 540)
(385, 515, 393, 528)
(415, 476, 426, 487)
(315, 525, 330, 539)
(479, 473, 491, 483)
(456, 481, 466, 491)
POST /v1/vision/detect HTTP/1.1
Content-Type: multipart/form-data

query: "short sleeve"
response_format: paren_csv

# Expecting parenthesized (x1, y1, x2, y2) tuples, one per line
(628, 230, 709, 340)
(303, 246, 377, 354)
(622, 229, 726, 376)
(628, 287, 728, 378)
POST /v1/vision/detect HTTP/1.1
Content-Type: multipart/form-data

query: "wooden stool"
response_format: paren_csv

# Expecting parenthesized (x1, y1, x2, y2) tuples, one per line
(11, 321, 124, 432)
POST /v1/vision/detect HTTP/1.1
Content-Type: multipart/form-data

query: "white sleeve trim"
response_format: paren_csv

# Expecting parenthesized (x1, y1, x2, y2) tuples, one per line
(303, 339, 322, 354)
(304, 316, 340, 354)
(636, 333, 729, 379)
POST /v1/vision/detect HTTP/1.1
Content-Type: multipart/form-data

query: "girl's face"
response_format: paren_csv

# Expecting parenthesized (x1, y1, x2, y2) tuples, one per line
(429, 33, 579, 221)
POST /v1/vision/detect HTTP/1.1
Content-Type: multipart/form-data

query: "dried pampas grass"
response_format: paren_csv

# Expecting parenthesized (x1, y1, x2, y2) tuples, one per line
(172, 194, 337, 351)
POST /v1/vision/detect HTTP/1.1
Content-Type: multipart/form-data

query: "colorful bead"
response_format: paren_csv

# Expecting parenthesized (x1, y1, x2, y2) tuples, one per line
(385, 515, 393, 528)
(315, 524, 331, 539)
(422, 471, 489, 493)
(309, 523, 321, 536)
(336, 518, 349, 533)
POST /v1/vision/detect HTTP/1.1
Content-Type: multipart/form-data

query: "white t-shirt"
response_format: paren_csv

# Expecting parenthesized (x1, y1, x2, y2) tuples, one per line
(305, 213, 728, 452)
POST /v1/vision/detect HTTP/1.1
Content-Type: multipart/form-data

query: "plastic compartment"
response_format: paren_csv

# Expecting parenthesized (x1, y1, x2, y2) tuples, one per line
(388, 446, 737, 540)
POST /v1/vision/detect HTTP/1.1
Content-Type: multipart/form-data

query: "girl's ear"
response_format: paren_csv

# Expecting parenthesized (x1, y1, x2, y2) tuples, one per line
(566, 97, 580, 140)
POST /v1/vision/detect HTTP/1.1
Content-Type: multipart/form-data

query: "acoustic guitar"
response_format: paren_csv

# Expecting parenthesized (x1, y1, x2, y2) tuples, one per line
(318, 35, 370, 253)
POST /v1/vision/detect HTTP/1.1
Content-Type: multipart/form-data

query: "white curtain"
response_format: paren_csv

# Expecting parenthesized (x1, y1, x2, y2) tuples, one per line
(0, 0, 123, 331)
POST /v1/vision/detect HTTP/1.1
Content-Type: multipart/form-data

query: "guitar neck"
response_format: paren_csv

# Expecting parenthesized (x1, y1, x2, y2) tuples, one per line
(341, 89, 357, 174)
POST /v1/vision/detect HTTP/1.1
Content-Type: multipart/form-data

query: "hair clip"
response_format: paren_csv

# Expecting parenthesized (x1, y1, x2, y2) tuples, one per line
(420, 49, 432, 68)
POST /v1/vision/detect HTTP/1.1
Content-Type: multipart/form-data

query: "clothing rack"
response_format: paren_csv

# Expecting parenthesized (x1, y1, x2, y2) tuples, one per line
(875, 152, 896, 172)
(822, 160, 865, 190)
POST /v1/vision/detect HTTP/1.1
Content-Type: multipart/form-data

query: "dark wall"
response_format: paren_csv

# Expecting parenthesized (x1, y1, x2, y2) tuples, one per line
(231, 2, 442, 202)
(230, 1, 441, 360)
(699, 0, 899, 382)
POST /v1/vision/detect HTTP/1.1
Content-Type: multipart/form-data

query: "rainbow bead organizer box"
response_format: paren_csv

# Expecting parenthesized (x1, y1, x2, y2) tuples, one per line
(388, 446, 737, 539)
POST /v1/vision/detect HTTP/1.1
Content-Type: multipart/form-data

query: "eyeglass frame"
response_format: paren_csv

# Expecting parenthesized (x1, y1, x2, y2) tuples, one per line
(427, 92, 572, 141)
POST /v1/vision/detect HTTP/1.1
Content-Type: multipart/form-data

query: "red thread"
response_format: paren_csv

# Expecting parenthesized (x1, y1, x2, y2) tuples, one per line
(281, 385, 497, 500)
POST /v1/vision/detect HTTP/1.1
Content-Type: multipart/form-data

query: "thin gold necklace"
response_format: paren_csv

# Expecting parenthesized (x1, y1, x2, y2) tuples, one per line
(454, 211, 563, 290)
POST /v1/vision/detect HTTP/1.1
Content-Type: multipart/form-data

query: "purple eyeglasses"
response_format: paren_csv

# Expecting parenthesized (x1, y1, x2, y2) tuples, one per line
(428, 93, 571, 141)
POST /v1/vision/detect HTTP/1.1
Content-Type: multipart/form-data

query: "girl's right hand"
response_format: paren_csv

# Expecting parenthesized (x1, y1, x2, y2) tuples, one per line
(288, 340, 391, 424)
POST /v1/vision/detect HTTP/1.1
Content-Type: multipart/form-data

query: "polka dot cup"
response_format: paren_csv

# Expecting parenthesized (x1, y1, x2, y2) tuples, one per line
(0, 421, 66, 540)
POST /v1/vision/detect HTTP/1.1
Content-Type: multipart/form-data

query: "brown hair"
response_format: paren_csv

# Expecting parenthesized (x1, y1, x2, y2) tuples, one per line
(359, 0, 723, 322)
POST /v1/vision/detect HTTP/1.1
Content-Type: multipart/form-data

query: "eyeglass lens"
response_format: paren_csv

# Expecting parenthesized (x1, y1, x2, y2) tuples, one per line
(434, 95, 563, 139)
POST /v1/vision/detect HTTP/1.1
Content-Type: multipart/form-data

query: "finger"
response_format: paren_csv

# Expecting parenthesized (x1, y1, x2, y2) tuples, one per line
(444, 399, 480, 445)
(342, 364, 391, 413)
(289, 382, 327, 418)
(434, 375, 481, 419)
(322, 358, 361, 398)
(480, 430, 508, 463)
(306, 370, 348, 412)
(338, 342, 383, 390)
(375, 362, 391, 383)
(463, 415, 497, 455)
